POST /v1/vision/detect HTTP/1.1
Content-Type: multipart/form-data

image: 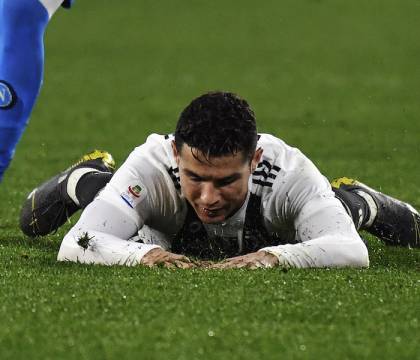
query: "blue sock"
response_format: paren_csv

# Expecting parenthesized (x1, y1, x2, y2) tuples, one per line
(0, 0, 49, 182)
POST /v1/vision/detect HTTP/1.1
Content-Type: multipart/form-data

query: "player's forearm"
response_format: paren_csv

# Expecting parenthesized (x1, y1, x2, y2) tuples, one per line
(56, 195, 162, 266)
(261, 235, 369, 268)
(57, 229, 161, 266)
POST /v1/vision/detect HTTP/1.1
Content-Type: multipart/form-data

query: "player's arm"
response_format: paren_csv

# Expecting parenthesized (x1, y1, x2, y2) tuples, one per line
(260, 157, 369, 269)
(57, 150, 195, 269)
(58, 196, 196, 268)
(212, 193, 368, 269)
(214, 157, 369, 269)
(261, 193, 369, 268)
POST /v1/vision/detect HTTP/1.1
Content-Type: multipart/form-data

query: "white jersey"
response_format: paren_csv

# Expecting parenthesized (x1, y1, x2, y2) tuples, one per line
(58, 133, 369, 268)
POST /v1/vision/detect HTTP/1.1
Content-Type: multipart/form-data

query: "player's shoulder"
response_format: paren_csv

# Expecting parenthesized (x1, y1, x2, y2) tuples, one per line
(253, 133, 328, 198)
(134, 133, 174, 156)
(257, 133, 322, 173)
(257, 133, 304, 164)
(115, 133, 181, 193)
(127, 133, 175, 169)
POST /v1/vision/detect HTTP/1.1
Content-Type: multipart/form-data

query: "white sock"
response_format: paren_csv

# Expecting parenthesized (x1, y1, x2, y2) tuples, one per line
(355, 190, 378, 228)
(38, 0, 63, 19)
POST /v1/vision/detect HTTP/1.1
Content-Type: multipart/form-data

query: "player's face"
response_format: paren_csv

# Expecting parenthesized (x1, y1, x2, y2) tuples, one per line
(173, 143, 262, 224)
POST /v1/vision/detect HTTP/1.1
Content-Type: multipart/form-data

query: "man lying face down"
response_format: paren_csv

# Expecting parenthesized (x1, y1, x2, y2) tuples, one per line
(20, 92, 420, 269)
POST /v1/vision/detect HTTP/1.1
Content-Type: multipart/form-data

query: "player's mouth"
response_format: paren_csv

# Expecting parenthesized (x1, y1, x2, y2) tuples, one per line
(196, 206, 226, 222)
(202, 207, 222, 216)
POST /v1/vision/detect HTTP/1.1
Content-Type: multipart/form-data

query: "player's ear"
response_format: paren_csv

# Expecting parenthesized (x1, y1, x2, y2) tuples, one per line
(250, 147, 263, 172)
(171, 141, 180, 165)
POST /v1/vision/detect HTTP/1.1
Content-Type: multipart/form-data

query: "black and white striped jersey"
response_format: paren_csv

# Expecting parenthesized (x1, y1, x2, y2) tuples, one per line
(59, 133, 368, 268)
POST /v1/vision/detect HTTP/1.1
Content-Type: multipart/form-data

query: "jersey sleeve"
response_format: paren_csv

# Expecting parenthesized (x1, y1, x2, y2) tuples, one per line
(261, 192, 369, 268)
(57, 197, 161, 266)
(260, 144, 369, 268)
(57, 137, 172, 266)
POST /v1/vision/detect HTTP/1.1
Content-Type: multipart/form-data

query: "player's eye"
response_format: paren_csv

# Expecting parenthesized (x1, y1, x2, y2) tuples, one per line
(189, 175, 202, 182)
(216, 177, 237, 187)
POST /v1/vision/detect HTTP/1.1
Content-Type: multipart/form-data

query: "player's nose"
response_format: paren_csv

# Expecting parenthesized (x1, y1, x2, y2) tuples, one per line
(199, 182, 221, 206)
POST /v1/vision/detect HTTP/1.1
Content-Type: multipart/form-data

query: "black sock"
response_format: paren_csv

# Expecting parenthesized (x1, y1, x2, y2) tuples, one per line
(75, 171, 113, 208)
(332, 187, 371, 230)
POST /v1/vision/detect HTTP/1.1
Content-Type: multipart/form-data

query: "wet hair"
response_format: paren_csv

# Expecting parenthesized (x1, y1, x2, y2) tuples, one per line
(174, 91, 258, 163)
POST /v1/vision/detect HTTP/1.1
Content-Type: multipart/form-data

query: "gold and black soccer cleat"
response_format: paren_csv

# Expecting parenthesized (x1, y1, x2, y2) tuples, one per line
(20, 150, 115, 237)
(332, 177, 420, 248)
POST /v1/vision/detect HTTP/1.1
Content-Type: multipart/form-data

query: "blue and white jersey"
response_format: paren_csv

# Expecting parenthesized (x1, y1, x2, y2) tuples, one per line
(58, 133, 369, 268)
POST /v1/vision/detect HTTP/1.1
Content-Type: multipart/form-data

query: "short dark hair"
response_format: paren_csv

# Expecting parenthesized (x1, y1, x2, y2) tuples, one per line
(175, 91, 258, 162)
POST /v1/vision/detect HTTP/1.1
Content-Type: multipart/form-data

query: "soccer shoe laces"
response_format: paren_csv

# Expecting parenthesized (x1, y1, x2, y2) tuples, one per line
(67, 150, 116, 172)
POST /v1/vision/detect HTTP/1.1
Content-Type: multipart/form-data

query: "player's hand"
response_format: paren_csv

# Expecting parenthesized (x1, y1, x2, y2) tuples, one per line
(209, 251, 279, 269)
(141, 248, 197, 269)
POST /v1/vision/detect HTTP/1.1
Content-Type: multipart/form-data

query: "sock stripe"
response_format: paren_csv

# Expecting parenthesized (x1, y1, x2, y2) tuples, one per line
(355, 190, 378, 228)
(66, 167, 99, 206)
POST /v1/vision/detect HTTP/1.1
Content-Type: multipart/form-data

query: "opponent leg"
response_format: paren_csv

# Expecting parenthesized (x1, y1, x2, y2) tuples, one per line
(0, 0, 70, 182)
(332, 177, 420, 248)
(20, 150, 115, 236)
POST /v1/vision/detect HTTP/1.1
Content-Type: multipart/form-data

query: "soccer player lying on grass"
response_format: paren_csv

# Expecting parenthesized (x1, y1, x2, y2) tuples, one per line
(0, 0, 73, 182)
(20, 92, 420, 269)
(7, 1, 418, 269)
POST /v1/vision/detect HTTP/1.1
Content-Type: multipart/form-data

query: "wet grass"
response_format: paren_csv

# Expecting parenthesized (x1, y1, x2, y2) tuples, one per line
(0, 0, 419, 359)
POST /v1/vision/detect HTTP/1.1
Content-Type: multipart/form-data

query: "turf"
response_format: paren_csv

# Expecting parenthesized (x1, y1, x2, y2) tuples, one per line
(0, 0, 419, 359)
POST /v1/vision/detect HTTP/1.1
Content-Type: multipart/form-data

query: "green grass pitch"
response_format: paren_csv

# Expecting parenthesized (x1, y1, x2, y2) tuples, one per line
(1, 0, 419, 359)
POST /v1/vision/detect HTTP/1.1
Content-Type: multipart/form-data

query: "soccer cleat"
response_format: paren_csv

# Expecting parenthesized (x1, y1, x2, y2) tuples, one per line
(61, 0, 74, 9)
(20, 150, 115, 237)
(331, 177, 420, 248)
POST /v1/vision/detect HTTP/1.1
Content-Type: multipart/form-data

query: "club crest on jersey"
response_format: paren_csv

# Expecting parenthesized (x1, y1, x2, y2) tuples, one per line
(120, 184, 146, 208)
(0, 81, 17, 109)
